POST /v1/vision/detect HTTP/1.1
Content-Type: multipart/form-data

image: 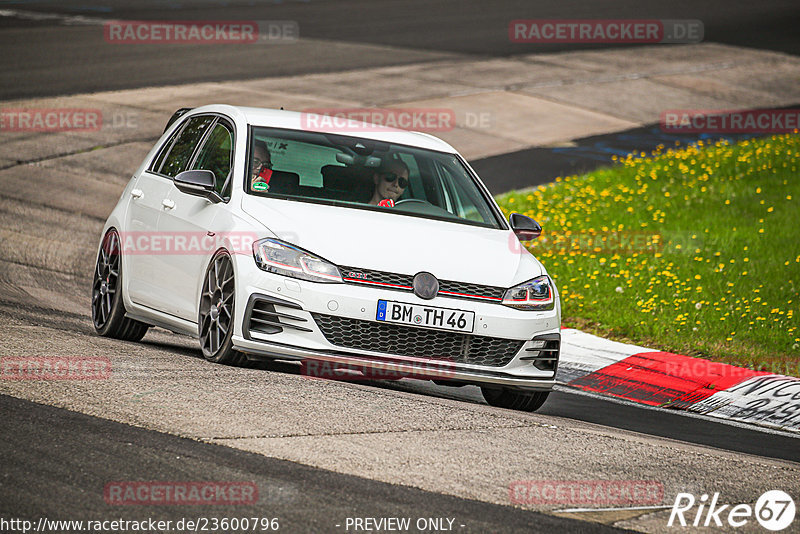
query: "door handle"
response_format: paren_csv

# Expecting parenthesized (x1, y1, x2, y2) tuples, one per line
(161, 199, 175, 210)
(131, 188, 143, 199)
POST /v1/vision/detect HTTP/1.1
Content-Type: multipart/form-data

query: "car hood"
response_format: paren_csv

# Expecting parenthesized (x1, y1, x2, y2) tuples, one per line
(240, 196, 544, 288)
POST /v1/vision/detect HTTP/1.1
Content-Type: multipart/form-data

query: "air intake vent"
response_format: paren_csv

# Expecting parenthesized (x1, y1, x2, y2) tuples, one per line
(244, 294, 312, 339)
(520, 333, 560, 371)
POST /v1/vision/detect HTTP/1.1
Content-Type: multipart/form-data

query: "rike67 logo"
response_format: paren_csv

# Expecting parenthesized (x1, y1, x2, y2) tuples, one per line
(668, 490, 795, 531)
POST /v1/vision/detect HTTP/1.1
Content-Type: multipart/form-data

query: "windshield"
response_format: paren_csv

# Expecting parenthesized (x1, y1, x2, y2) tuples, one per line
(246, 127, 503, 229)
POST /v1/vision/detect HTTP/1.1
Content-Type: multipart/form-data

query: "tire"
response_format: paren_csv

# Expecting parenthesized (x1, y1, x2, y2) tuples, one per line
(481, 387, 550, 412)
(198, 250, 249, 366)
(91, 229, 150, 341)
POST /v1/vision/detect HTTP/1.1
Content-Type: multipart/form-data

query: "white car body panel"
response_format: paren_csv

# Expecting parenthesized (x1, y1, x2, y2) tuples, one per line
(124, 171, 174, 310)
(239, 195, 543, 287)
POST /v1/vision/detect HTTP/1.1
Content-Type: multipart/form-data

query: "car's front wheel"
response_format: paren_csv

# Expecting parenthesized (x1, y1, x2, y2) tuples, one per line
(92, 229, 150, 341)
(199, 250, 248, 366)
(481, 387, 550, 412)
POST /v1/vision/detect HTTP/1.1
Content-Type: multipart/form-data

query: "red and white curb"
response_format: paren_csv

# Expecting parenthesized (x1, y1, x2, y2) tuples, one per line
(557, 328, 800, 433)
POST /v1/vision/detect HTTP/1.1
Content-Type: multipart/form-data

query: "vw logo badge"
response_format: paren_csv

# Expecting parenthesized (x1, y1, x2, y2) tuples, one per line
(413, 272, 439, 300)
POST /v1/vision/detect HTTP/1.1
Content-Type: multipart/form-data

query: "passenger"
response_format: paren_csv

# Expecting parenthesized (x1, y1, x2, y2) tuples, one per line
(250, 140, 273, 189)
(368, 158, 409, 206)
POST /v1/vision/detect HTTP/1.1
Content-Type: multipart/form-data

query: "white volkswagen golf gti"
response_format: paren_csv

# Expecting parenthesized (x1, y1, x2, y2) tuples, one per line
(93, 104, 561, 411)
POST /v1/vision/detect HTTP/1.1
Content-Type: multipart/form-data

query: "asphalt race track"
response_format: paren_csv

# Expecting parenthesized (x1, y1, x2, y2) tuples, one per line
(1, 395, 619, 533)
(1, 2, 800, 532)
(1, 0, 799, 99)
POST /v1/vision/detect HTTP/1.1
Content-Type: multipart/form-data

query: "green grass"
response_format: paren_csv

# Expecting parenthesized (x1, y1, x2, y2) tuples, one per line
(495, 135, 800, 375)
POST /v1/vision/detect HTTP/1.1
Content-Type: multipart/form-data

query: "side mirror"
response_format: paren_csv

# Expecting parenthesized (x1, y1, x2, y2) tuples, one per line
(174, 170, 223, 203)
(509, 213, 541, 241)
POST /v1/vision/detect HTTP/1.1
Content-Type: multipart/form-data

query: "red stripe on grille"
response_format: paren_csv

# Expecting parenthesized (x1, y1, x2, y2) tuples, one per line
(343, 274, 502, 301)
(343, 277, 412, 290)
(439, 290, 502, 301)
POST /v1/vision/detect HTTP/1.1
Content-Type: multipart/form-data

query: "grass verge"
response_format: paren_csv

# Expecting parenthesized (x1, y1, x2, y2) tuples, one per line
(495, 134, 799, 375)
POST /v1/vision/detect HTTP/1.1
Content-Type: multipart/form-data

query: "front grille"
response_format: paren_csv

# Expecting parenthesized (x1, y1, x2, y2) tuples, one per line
(339, 266, 505, 302)
(438, 280, 505, 301)
(340, 266, 413, 289)
(311, 313, 524, 367)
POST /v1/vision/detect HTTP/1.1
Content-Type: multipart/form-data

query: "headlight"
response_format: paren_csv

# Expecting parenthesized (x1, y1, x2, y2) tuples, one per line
(253, 238, 342, 283)
(502, 275, 555, 311)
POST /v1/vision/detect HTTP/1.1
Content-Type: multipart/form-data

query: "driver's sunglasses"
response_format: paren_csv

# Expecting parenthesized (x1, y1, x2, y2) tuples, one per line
(252, 158, 271, 170)
(382, 172, 409, 188)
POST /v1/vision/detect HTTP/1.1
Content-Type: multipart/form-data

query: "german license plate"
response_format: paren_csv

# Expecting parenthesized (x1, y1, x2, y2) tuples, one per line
(376, 300, 475, 333)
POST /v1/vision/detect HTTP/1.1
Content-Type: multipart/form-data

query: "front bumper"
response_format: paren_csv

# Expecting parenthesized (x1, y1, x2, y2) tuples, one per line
(233, 334, 558, 390)
(231, 257, 561, 391)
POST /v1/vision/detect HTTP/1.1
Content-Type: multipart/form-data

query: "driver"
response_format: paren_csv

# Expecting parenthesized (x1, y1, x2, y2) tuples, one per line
(368, 158, 409, 206)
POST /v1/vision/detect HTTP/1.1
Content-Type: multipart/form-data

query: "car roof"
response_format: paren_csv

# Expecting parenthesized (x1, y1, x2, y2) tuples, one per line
(190, 104, 459, 154)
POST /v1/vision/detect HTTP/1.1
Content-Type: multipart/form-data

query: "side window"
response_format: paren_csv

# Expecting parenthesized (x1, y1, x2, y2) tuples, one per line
(150, 127, 181, 173)
(193, 122, 233, 197)
(159, 116, 214, 178)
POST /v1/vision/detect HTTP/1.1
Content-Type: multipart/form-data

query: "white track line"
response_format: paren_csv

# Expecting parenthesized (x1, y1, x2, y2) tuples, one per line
(555, 505, 675, 513)
(0, 9, 106, 26)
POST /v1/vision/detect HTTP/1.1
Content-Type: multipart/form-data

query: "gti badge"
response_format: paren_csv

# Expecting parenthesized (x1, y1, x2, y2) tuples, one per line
(413, 272, 439, 300)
